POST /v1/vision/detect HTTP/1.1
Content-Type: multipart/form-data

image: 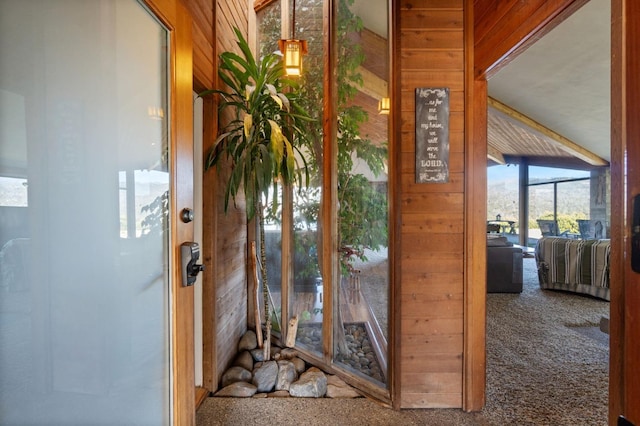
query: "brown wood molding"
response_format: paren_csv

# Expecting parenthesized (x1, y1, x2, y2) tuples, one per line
(474, 0, 589, 78)
(610, 1, 640, 423)
(464, 0, 487, 411)
(144, 0, 195, 423)
(253, 0, 277, 13)
(390, 0, 402, 410)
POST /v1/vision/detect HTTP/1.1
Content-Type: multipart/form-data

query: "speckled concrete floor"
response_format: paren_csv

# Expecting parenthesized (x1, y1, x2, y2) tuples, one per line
(197, 258, 609, 426)
(196, 397, 489, 426)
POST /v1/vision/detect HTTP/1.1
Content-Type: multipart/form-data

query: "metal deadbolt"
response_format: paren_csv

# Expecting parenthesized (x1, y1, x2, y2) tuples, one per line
(181, 208, 194, 223)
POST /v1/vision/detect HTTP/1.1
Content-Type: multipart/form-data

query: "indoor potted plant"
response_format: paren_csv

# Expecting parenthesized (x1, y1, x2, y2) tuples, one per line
(200, 28, 312, 359)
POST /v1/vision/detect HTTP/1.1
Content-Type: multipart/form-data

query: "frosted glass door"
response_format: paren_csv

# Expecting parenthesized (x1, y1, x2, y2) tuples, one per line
(0, 0, 172, 424)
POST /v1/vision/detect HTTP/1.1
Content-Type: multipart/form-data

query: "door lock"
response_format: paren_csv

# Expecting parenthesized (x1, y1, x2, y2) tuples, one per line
(181, 208, 194, 223)
(181, 242, 205, 286)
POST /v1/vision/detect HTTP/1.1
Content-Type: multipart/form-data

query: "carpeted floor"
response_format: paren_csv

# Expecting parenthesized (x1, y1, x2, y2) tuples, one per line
(197, 257, 610, 425)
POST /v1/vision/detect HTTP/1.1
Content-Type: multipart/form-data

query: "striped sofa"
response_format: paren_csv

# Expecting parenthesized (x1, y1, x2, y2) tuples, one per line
(534, 237, 611, 301)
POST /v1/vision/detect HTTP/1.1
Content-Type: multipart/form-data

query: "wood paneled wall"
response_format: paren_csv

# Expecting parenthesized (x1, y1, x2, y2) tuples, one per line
(209, 0, 250, 389)
(397, 0, 465, 408)
(182, 0, 215, 91)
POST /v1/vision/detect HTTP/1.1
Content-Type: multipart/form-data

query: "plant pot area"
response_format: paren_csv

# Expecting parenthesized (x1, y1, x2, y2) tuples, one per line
(214, 322, 386, 398)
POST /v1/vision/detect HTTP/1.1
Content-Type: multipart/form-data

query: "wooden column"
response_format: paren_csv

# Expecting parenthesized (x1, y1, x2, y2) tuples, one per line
(610, 0, 640, 424)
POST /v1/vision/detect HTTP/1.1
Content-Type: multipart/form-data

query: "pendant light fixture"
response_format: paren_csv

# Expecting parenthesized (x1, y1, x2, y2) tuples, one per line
(378, 97, 390, 115)
(279, 0, 307, 76)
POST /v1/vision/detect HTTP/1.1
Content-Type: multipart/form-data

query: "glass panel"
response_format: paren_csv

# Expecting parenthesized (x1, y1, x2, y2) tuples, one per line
(334, 0, 389, 386)
(257, 2, 282, 59)
(291, 0, 325, 355)
(256, 3, 285, 339)
(0, 1, 171, 424)
(487, 164, 520, 231)
(528, 167, 590, 238)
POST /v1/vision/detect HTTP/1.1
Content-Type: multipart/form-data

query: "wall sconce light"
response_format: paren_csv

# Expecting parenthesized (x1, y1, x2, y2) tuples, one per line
(279, 0, 307, 76)
(378, 97, 390, 115)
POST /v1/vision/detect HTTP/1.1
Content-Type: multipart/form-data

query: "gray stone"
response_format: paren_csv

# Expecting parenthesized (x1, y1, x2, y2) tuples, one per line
(252, 393, 268, 398)
(280, 348, 298, 359)
(214, 382, 257, 398)
(250, 348, 265, 362)
(233, 350, 254, 371)
(291, 357, 306, 374)
(289, 367, 327, 398)
(252, 360, 278, 393)
(275, 360, 298, 391)
(271, 345, 281, 359)
(238, 330, 257, 352)
(326, 375, 361, 398)
(221, 366, 252, 388)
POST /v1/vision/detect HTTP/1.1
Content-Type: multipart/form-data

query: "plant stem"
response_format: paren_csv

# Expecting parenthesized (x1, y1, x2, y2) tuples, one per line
(258, 198, 271, 360)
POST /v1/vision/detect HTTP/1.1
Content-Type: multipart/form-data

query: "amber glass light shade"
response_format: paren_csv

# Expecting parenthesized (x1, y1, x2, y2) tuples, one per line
(279, 39, 308, 76)
(378, 97, 390, 114)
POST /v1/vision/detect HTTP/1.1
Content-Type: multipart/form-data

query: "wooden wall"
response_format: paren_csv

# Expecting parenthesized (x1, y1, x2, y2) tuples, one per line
(182, 0, 215, 91)
(397, 0, 466, 408)
(209, 0, 250, 390)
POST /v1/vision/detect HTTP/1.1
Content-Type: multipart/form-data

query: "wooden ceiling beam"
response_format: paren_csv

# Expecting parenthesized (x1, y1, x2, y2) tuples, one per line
(488, 97, 609, 167)
(349, 66, 388, 100)
(487, 144, 506, 164)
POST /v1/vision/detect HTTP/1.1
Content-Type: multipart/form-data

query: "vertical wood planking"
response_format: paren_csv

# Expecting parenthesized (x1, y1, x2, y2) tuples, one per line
(398, 0, 465, 408)
(182, 0, 215, 91)
(208, 0, 249, 389)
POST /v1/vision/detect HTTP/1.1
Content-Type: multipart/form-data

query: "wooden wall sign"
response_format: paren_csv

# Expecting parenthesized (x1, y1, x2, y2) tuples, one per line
(415, 88, 450, 183)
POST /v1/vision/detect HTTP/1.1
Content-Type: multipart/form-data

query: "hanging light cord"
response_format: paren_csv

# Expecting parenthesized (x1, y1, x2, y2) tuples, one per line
(291, 0, 296, 39)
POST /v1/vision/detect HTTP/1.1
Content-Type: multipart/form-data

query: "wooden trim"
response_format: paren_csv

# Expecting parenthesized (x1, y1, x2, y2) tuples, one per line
(171, 5, 195, 424)
(609, 3, 624, 424)
(323, 0, 338, 365)
(253, 0, 277, 14)
(487, 145, 505, 165)
(488, 97, 609, 167)
(390, 0, 402, 410)
(195, 386, 209, 409)
(474, 0, 589, 78)
(610, 1, 640, 424)
(348, 66, 388, 100)
(201, 93, 218, 393)
(463, 0, 486, 410)
(193, 0, 217, 397)
(143, 0, 196, 422)
(623, 0, 640, 418)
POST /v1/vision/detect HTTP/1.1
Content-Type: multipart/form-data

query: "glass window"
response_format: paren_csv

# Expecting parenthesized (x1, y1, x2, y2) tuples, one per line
(255, 0, 390, 389)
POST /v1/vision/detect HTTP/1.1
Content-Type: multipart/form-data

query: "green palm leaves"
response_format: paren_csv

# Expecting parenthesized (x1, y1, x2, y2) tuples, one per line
(201, 28, 312, 221)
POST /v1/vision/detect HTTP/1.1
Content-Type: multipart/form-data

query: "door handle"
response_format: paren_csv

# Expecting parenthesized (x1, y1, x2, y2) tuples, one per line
(181, 242, 205, 286)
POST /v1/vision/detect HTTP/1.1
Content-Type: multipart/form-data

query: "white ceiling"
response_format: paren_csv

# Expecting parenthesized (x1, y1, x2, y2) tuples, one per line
(488, 0, 611, 162)
(351, 0, 388, 38)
